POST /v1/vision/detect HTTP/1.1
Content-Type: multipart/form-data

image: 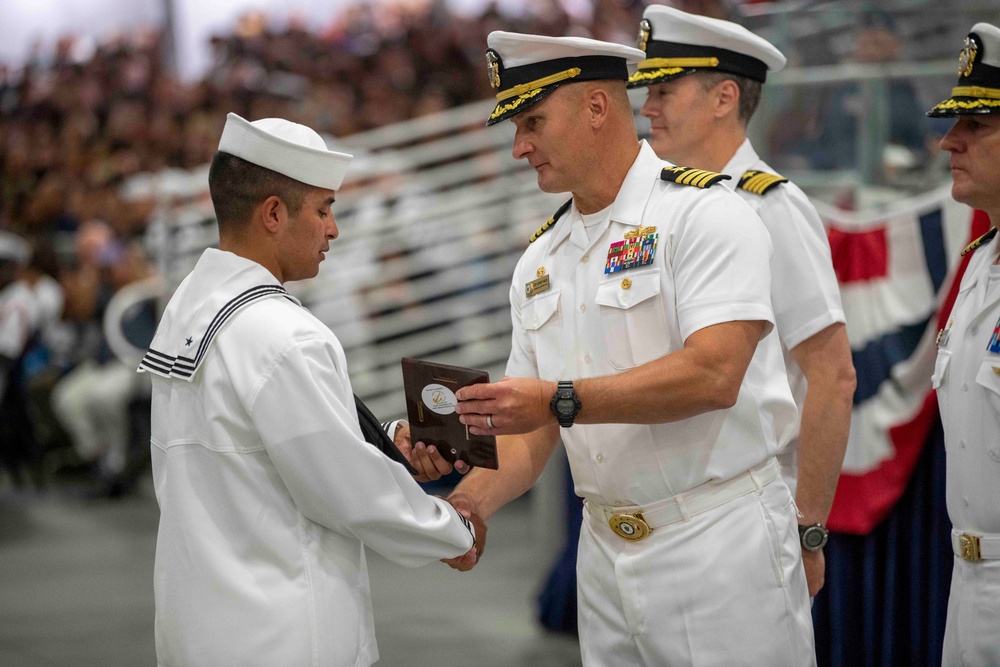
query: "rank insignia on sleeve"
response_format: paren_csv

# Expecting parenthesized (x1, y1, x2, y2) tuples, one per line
(737, 170, 789, 196)
(660, 166, 730, 188)
(605, 229, 658, 274)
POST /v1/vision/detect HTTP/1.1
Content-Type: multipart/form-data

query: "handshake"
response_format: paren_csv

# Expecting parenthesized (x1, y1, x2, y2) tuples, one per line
(387, 420, 487, 572)
(442, 493, 487, 573)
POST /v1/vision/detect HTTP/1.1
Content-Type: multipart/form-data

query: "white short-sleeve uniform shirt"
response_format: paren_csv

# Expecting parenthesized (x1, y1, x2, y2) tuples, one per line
(506, 141, 797, 505)
(934, 232, 1000, 666)
(723, 139, 846, 494)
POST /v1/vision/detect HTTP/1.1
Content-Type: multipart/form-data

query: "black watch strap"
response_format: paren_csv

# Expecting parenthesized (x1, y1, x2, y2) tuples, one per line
(550, 380, 581, 427)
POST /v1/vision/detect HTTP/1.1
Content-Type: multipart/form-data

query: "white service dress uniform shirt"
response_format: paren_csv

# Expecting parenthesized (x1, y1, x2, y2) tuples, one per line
(506, 141, 814, 665)
(139, 248, 474, 667)
(934, 231, 1000, 666)
(722, 139, 846, 495)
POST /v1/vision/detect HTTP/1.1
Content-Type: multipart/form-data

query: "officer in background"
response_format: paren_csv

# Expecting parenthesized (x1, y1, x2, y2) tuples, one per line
(928, 22, 1000, 666)
(449, 31, 815, 665)
(628, 4, 856, 597)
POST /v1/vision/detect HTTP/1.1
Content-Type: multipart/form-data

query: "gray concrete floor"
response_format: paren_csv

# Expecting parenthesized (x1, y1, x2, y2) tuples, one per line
(0, 475, 582, 666)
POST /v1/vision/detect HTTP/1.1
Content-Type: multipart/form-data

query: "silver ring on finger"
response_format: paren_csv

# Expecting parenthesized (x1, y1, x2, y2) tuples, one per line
(486, 414, 494, 429)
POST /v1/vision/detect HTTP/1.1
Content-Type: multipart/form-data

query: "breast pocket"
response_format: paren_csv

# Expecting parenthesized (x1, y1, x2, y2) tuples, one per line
(594, 271, 671, 370)
(521, 290, 565, 379)
(974, 360, 1000, 462)
(932, 349, 951, 390)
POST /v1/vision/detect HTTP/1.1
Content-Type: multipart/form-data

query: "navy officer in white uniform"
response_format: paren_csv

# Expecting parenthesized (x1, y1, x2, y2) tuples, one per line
(628, 4, 856, 598)
(139, 113, 484, 667)
(447, 31, 815, 666)
(928, 22, 1000, 667)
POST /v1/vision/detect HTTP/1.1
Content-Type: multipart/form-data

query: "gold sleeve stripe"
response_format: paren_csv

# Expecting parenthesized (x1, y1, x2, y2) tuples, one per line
(739, 170, 788, 195)
(497, 67, 582, 102)
(679, 169, 705, 186)
(693, 170, 719, 188)
(660, 166, 729, 188)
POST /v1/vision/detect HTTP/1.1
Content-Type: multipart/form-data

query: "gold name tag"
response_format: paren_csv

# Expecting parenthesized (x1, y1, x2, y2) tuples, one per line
(526, 274, 550, 297)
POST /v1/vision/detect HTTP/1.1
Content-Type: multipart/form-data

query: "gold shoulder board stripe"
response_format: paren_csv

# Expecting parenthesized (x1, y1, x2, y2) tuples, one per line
(660, 166, 730, 188)
(529, 199, 573, 244)
(961, 227, 998, 256)
(738, 170, 789, 196)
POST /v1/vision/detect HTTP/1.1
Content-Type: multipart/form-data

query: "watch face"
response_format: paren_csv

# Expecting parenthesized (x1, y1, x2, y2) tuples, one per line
(802, 526, 828, 550)
(555, 397, 576, 415)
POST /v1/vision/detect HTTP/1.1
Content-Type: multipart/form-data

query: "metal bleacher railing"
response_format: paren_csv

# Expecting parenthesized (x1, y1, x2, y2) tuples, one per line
(122, 57, 960, 423)
(129, 99, 564, 420)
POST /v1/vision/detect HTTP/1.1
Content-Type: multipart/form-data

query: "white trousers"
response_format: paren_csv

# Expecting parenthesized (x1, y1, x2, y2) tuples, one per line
(577, 477, 815, 666)
(943, 558, 1000, 666)
(51, 360, 138, 474)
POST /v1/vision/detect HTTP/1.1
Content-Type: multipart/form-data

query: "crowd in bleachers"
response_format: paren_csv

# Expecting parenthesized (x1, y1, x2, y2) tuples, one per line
(0, 0, 952, 497)
(1, 0, 719, 495)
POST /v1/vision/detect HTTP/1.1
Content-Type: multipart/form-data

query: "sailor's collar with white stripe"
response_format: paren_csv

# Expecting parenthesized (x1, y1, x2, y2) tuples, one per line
(138, 248, 300, 381)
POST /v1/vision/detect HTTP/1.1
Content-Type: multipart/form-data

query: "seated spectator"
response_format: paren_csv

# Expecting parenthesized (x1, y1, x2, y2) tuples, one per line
(0, 232, 39, 487)
(50, 220, 152, 496)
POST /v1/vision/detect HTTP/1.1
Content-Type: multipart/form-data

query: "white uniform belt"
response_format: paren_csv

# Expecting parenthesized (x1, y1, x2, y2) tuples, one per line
(951, 529, 1000, 561)
(586, 457, 779, 541)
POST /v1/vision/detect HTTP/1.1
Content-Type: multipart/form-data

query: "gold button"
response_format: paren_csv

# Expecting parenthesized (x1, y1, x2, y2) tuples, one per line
(993, 366, 1000, 376)
(536, 266, 546, 277)
(621, 277, 632, 290)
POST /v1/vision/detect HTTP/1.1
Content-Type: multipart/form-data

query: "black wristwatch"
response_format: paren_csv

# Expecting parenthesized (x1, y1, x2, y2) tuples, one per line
(798, 523, 829, 552)
(549, 380, 582, 428)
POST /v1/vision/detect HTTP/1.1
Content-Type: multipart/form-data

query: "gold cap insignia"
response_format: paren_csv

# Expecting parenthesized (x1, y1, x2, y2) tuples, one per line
(959, 36, 978, 78)
(486, 49, 501, 90)
(637, 19, 651, 52)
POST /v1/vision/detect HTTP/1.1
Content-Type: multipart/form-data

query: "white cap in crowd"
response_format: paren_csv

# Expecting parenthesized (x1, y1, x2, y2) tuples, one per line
(217, 113, 353, 191)
(628, 4, 785, 88)
(0, 232, 30, 265)
(484, 31, 644, 125)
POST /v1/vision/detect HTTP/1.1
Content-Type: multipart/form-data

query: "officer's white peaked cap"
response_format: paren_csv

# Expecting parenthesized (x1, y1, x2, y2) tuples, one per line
(485, 31, 644, 125)
(928, 22, 1000, 117)
(629, 5, 785, 88)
